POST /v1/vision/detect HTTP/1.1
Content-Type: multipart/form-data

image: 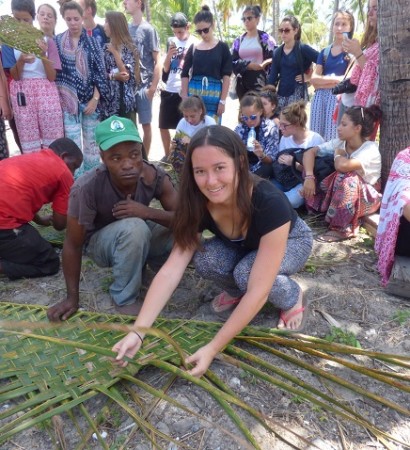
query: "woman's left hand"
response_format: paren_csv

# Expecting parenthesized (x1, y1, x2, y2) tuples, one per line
(253, 141, 264, 159)
(295, 74, 303, 83)
(278, 154, 293, 166)
(217, 102, 225, 117)
(185, 343, 218, 378)
(36, 38, 47, 56)
(84, 98, 98, 115)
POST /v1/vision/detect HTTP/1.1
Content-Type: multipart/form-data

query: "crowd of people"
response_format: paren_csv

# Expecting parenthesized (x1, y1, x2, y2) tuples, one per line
(1, 0, 409, 376)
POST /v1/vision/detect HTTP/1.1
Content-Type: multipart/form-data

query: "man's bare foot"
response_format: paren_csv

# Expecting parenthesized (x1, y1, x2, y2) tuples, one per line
(277, 286, 307, 331)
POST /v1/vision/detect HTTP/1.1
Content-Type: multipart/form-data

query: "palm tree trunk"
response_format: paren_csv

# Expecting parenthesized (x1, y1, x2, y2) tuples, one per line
(329, 0, 339, 44)
(272, 0, 280, 42)
(144, 0, 151, 22)
(379, 0, 410, 184)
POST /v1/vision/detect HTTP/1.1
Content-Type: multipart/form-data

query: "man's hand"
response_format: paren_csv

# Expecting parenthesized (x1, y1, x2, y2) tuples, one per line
(112, 194, 149, 220)
(47, 295, 79, 322)
(34, 214, 53, 227)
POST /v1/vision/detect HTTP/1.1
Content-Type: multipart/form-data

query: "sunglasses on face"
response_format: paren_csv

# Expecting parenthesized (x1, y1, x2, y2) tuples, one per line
(241, 114, 258, 121)
(241, 16, 255, 22)
(195, 27, 210, 35)
(278, 28, 292, 34)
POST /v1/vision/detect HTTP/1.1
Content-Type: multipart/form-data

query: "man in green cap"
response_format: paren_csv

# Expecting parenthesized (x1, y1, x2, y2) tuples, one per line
(47, 116, 178, 320)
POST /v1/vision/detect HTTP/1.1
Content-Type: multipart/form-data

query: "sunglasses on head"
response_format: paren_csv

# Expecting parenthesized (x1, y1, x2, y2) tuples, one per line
(241, 114, 258, 121)
(278, 28, 292, 34)
(195, 27, 210, 35)
(241, 16, 255, 22)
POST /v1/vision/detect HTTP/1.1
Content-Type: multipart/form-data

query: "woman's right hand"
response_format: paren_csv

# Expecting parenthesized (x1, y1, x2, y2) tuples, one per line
(112, 332, 143, 368)
(301, 178, 316, 199)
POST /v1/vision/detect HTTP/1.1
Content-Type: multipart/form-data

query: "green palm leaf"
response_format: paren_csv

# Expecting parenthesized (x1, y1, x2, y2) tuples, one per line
(1, 302, 409, 449)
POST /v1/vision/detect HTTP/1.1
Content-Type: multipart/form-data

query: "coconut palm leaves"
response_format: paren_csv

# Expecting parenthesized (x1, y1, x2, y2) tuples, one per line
(0, 15, 45, 59)
(1, 302, 410, 449)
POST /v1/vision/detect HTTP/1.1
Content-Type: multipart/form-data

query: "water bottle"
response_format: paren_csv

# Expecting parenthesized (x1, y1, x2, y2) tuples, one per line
(247, 127, 256, 151)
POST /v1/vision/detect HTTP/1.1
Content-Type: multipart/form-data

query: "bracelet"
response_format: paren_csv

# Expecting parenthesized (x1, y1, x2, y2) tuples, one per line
(334, 154, 343, 160)
(304, 174, 316, 180)
(356, 52, 364, 59)
(132, 330, 144, 344)
(93, 96, 99, 102)
(219, 99, 226, 105)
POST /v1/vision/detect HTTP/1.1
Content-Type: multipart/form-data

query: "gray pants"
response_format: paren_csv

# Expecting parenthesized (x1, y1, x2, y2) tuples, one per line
(194, 217, 312, 311)
(86, 218, 173, 306)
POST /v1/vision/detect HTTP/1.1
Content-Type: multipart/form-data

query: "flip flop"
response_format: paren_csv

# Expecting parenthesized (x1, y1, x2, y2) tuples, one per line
(315, 230, 351, 243)
(210, 292, 242, 314)
(278, 294, 308, 332)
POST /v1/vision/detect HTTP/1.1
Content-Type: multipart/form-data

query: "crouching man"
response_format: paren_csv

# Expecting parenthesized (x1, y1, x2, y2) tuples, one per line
(47, 116, 178, 320)
(0, 138, 83, 280)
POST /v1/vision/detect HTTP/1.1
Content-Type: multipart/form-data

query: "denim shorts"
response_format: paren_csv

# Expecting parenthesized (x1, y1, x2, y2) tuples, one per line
(135, 87, 153, 125)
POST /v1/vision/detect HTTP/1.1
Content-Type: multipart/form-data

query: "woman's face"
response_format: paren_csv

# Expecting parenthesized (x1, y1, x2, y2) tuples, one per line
(279, 20, 297, 44)
(333, 14, 352, 40)
(183, 108, 202, 126)
(192, 145, 237, 206)
(242, 10, 259, 32)
(64, 9, 83, 37)
(261, 97, 275, 118)
(241, 104, 262, 128)
(368, 0, 378, 27)
(104, 20, 111, 37)
(195, 21, 214, 43)
(279, 113, 295, 137)
(338, 113, 361, 140)
(37, 5, 56, 36)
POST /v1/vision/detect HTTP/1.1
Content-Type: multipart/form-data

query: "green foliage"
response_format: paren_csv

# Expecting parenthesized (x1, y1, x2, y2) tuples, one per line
(325, 327, 362, 348)
(392, 309, 410, 326)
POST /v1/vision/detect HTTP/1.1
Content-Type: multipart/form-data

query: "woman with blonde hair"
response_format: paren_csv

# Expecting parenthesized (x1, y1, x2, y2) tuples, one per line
(100, 11, 140, 120)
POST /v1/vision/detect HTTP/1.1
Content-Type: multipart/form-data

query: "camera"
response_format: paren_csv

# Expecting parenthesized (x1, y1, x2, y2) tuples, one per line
(17, 92, 26, 107)
(331, 78, 357, 95)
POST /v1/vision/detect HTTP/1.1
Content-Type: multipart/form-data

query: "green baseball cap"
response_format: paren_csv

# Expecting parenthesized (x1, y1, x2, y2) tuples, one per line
(95, 116, 142, 151)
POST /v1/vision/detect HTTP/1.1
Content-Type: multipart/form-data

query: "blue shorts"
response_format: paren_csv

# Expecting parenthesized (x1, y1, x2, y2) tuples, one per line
(135, 87, 153, 125)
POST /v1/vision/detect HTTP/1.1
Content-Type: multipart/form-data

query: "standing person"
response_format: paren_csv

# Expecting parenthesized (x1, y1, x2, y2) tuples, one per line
(1, 0, 64, 154)
(301, 106, 382, 242)
(55, 1, 108, 177)
(37, 3, 58, 37)
(375, 147, 410, 286)
(234, 92, 279, 178)
(0, 138, 83, 280)
(77, 0, 108, 48)
(337, 0, 379, 133)
(124, 0, 161, 157)
(310, 10, 355, 141)
(100, 11, 140, 121)
(112, 126, 313, 376)
(0, 58, 11, 160)
(181, 6, 232, 124)
(268, 15, 319, 109)
(231, 5, 276, 100)
(344, 0, 380, 108)
(47, 116, 179, 321)
(273, 101, 324, 208)
(159, 12, 198, 159)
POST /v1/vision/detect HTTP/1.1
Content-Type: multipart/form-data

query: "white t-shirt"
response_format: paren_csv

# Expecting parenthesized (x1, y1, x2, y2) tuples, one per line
(176, 115, 216, 138)
(317, 138, 381, 184)
(279, 130, 324, 151)
(166, 35, 198, 93)
(238, 36, 263, 64)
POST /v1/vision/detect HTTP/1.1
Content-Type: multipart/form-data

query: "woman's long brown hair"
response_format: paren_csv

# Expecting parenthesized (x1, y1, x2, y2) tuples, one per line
(172, 125, 255, 250)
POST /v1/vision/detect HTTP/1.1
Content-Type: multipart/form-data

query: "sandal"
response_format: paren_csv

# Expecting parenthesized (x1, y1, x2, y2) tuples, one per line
(278, 293, 308, 332)
(315, 230, 352, 243)
(210, 292, 242, 314)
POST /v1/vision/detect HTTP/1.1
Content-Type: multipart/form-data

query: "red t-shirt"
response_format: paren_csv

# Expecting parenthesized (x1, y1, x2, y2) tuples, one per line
(0, 149, 74, 229)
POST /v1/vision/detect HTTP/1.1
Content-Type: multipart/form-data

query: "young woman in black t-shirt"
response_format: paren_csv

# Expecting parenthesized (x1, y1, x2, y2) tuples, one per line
(113, 125, 312, 378)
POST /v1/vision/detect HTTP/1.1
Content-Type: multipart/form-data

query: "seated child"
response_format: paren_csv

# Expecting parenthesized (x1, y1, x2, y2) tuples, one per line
(169, 95, 215, 174)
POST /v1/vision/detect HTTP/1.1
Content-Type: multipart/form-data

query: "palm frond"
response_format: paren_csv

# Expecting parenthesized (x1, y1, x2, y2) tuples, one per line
(1, 302, 410, 449)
